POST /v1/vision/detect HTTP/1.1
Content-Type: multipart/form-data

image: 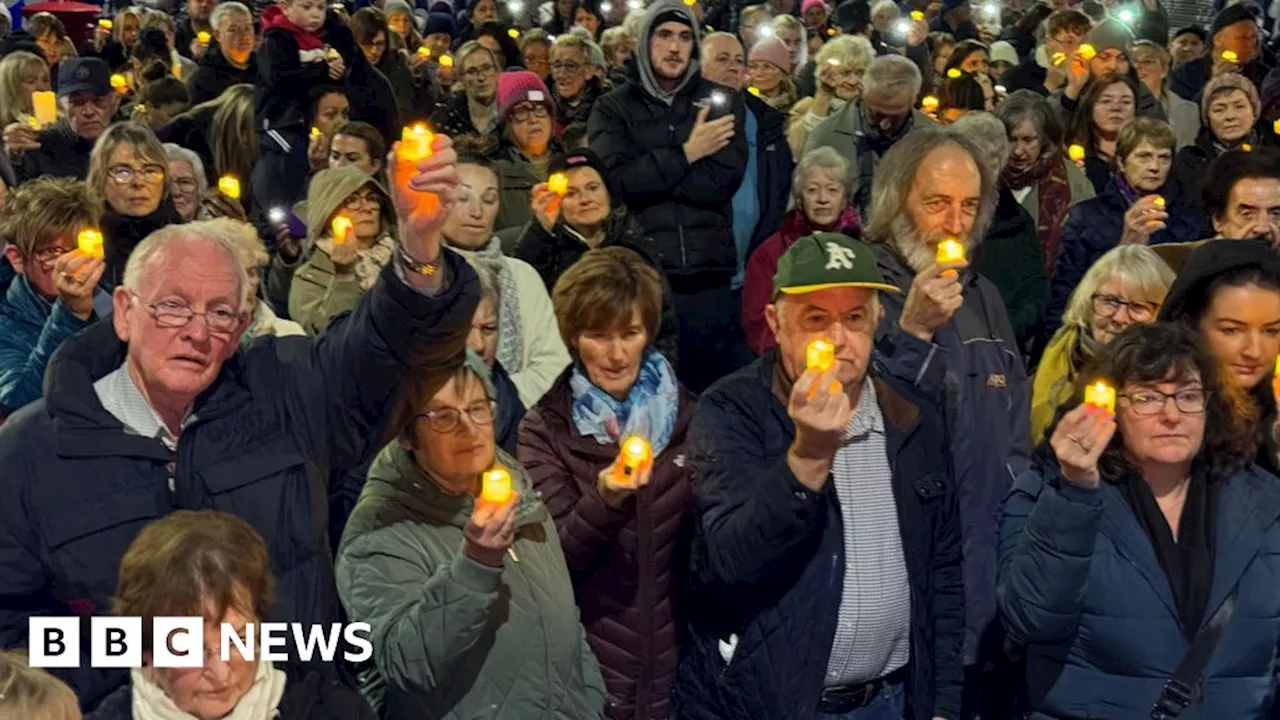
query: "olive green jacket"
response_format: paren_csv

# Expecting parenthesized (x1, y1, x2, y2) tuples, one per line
(335, 444, 606, 720)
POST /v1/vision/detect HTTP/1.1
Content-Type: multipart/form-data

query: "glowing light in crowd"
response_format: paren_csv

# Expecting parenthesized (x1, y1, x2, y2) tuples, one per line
(547, 172, 570, 196)
(1117, 7, 1134, 23)
(1068, 144, 1086, 162)
(921, 95, 939, 112)
(1222, 50, 1239, 63)
(894, 19, 910, 35)
(710, 89, 727, 105)
(99, 18, 113, 29)
(110, 74, 128, 93)
(1243, 143, 1253, 152)
(994, 84, 1007, 94)
(331, 216, 353, 244)
(1084, 381, 1116, 414)
(806, 339, 835, 373)
(481, 467, 514, 505)
(1051, 51, 1066, 66)
(911, 10, 924, 20)
(197, 31, 211, 44)
(268, 207, 287, 225)
(416, 46, 431, 58)
(1152, 195, 1165, 208)
(947, 68, 961, 79)
(757, 24, 773, 38)
(747, 86, 762, 97)
(601, 1, 613, 12)
(310, 126, 322, 140)
(508, 28, 520, 38)
(439, 54, 454, 67)
(1077, 43, 1096, 60)
(399, 124, 434, 162)
(983, 3, 998, 17)
(507, 0, 524, 14)
(31, 91, 57, 129)
(936, 237, 965, 264)
(616, 436, 652, 485)
(77, 229, 104, 258)
(217, 175, 241, 200)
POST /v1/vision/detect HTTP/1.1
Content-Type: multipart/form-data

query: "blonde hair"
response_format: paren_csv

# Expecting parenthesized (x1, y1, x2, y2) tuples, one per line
(205, 217, 268, 270)
(112, 7, 144, 47)
(171, 84, 258, 183)
(0, 177, 97, 257)
(0, 650, 80, 720)
(86, 121, 168, 209)
(813, 34, 873, 87)
(600, 26, 632, 66)
(0, 51, 47, 127)
(1061, 244, 1175, 330)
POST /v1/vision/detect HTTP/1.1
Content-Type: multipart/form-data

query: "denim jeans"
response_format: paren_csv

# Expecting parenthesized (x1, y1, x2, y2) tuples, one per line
(816, 677, 907, 720)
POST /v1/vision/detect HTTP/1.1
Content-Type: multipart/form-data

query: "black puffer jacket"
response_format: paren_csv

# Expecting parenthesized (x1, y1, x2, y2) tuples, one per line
(186, 46, 257, 105)
(587, 65, 747, 279)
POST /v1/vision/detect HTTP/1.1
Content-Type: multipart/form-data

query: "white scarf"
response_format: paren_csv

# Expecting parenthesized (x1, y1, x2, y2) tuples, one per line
(130, 660, 287, 720)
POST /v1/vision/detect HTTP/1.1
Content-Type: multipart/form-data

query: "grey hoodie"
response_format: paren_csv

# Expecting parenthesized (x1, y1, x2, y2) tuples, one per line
(636, 0, 701, 106)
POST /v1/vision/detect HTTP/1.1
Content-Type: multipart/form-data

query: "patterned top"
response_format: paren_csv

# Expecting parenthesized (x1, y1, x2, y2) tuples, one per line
(93, 365, 195, 453)
(824, 378, 912, 686)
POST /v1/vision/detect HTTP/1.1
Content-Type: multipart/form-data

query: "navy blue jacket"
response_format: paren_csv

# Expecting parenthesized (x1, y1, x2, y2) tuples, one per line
(873, 245, 1032, 664)
(0, 254, 478, 710)
(673, 352, 964, 720)
(999, 462, 1280, 719)
(1045, 175, 1205, 341)
(743, 92, 793, 260)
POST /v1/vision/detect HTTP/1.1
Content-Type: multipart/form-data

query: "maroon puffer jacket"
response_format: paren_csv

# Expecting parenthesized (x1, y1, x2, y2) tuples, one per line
(517, 371, 696, 720)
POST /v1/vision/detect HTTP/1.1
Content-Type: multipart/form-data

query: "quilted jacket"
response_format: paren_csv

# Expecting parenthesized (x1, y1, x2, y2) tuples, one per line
(517, 370, 696, 719)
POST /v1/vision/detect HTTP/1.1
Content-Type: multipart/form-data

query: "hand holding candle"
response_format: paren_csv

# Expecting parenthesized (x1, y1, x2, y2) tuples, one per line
(1076, 43, 1096, 60)
(31, 90, 57, 129)
(110, 74, 129, 94)
(330, 215, 354, 245)
(1049, 400, 1115, 488)
(936, 237, 965, 277)
(611, 436, 653, 488)
(77, 229, 104, 258)
(481, 467, 515, 507)
(1083, 381, 1116, 414)
(217, 175, 241, 200)
(464, 466, 518, 567)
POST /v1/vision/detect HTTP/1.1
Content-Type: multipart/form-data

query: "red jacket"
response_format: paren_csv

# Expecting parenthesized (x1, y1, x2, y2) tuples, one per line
(740, 206, 861, 354)
(517, 371, 696, 720)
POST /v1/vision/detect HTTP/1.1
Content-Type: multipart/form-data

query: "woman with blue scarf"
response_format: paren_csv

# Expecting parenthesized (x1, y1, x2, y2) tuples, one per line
(517, 246, 696, 720)
(1047, 115, 1205, 337)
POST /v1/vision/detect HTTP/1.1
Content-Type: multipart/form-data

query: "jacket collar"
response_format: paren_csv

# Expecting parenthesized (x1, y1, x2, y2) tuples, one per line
(537, 366, 696, 460)
(763, 348, 919, 435)
(4, 274, 53, 326)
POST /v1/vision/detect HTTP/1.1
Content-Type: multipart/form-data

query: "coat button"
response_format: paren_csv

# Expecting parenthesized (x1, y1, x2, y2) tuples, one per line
(165, 461, 177, 476)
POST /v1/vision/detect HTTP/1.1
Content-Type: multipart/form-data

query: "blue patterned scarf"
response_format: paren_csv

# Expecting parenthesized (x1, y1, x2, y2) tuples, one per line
(570, 349, 679, 454)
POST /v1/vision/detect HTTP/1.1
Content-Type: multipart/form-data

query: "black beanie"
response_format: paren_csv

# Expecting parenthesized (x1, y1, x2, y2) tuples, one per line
(652, 9, 692, 29)
(1158, 239, 1280, 324)
(550, 148, 610, 183)
(1212, 3, 1257, 39)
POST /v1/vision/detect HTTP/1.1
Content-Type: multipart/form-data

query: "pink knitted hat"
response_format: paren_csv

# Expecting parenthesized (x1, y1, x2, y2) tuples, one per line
(497, 70, 554, 123)
(801, 0, 827, 15)
(749, 36, 792, 73)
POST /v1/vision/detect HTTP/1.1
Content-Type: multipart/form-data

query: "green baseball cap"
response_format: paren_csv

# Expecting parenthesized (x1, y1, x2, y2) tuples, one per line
(772, 232, 901, 297)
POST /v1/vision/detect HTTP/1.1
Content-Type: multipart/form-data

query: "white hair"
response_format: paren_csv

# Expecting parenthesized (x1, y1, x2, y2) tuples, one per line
(162, 143, 208, 198)
(949, 111, 1011, 174)
(123, 221, 251, 310)
(210, 1, 251, 28)
(863, 53, 923, 101)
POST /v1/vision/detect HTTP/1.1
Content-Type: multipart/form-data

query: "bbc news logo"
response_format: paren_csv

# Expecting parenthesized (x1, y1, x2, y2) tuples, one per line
(28, 618, 373, 668)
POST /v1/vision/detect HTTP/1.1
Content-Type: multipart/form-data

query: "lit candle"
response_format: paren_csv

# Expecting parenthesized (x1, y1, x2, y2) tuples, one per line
(1152, 195, 1165, 208)
(946, 67, 961, 79)
(77, 229, 104, 258)
(331, 215, 353, 244)
(481, 467, 514, 505)
(508, 27, 520, 37)
(99, 18, 113, 29)
(921, 95, 939, 111)
(806, 339, 835, 373)
(1274, 354, 1280, 378)
(936, 237, 965, 264)
(910, 10, 924, 20)
(1051, 51, 1067, 66)
(826, 26, 836, 36)
(1077, 43, 1096, 60)
(217, 175, 240, 200)
(547, 172, 569, 196)
(1274, 118, 1280, 135)
(197, 30, 211, 44)
(438, 54, 454, 67)
(416, 45, 431, 59)
(110, 74, 128, 93)
(1222, 49, 1239, 63)
(399, 123, 434, 162)
(747, 86, 762, 97)
(1068, 144, 1086, 162)
(1242, 143, 1253, 152)
(31, 90, 57, 128)
(621, 436, 652, 470)
(1084, 381, 1116, 414)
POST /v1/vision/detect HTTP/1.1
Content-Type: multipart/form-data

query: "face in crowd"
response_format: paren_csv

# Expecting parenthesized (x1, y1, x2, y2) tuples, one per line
(283, 0, 327, 33)
(406, 371, 498, 491)
(767, 286, 881, 390)
(650, 21, 694, 83)
(442, 163, 501, 251)
(461, 49, 499, 104)
(701, 34, 745, 91)
(551, 44, 590, 99)
(893, 143, 983, 272)
(560, 165, 611, 231)
(329, 133, 384, 176)
(104, 142, 167, 218)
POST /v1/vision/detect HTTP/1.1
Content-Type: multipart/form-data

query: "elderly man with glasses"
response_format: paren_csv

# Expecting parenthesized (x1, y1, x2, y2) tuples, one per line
(0, 138, 479, 710)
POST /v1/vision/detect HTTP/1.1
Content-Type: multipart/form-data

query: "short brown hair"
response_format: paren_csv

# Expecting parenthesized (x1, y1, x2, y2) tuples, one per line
(0, 651, 79, 720)
(1044, 8, 1090, 39)
(349, 7, 389, 45)
(0, 177, 97, 257)
(1115, 116, 1176, 164)
(552, 247, 662, 353)
(113, 511, 274, 648)
(27, 12, 67, 40)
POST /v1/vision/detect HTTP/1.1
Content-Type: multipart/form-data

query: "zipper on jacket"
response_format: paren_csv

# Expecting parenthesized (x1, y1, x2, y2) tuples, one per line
(637, 472, 653, 716)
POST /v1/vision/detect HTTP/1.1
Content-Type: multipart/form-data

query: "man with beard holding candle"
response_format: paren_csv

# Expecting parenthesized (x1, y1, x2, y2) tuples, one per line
(864, 126, 1032, 714)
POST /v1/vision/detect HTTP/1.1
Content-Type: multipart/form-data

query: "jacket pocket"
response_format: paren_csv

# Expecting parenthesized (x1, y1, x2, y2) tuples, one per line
(45, 492, 162, 551)
(197, 440, 307, 495)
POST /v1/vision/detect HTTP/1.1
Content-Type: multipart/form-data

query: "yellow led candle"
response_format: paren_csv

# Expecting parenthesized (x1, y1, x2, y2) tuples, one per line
(481, 467, 514, 505)
(1274, 118, 1280, 135)
(1152, 195, 1165, 208)
(399, 123, 434, 162)
(439, 54, 454, 67)
(1274, 354, 1280, 378)
(747, 85, 762, 97)
(921, 95, 939, 112)
(416, 45, 431, 58)
(1243, 143, 1253, 152)
(806, 339, 835, 373)
(77, 229, 104, 258)
(508, 27, 520, 37)
(911, 10, 924, 20)
(1068, 144, 1086, 162)
(1051, 51, 1067, 66)
(110, 74, 128, 93)
(621, 436, 652, 470)
(1222, 49, 1239, 63)
(31, 90, 57, 128)
(217, 175, 240, 200)
(26, 116, 39, 129)
(946, 67, 961, 79)
(826, 26, 837, 36)
(1084, 381, 1116, 414)
(331, 215, 353, 244)
(547, 172, 569, 196)
(197, 30, 211, 44)
(1077, 43, 1096, 60)
(936, 237, 965, 264)
(310, 126, 322, 141)
(99, 18, 113, 29)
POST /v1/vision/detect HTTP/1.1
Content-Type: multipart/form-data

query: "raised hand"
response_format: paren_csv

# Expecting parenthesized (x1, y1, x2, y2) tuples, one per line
(1049, 403, 1116, 489)
(899, 261, 965, 342)
(463, 497, 517, 568)
(683, 105, 735, 165)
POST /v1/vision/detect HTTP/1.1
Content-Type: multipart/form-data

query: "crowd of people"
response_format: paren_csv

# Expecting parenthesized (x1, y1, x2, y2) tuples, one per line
(2, 0, 1280, 717)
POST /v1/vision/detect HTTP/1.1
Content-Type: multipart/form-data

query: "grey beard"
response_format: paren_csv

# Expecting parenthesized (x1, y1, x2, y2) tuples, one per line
(889, 215, 974, 275)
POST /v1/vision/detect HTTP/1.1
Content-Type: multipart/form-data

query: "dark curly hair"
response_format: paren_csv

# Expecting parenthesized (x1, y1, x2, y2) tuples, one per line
(1048, 322, 1258, 482)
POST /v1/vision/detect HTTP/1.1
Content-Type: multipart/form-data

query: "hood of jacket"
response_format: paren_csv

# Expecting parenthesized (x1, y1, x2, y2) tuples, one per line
(1158, 238, 1280, 324)
(362, 442, 547, 530)
(299, 166, 394, 243)
(635, 0, 701, 105)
